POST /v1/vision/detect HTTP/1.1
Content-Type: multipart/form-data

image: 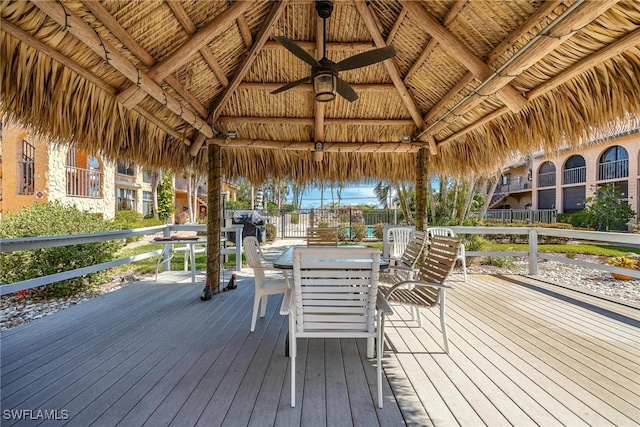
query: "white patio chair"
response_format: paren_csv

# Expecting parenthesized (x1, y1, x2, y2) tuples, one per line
(243, 236, 288, 332)
(242, 235, 277, 268)
(427, 227, 467, 282)
(280, 247, 392, 408)
(384, 235, 461, 354)
(386, 226, 414, 260)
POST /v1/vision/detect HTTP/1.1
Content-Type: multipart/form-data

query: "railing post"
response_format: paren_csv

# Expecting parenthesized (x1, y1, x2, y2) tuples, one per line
(162, 225, 172, 272)
(528, 228, 538, 275)
(234, 224, 243, 270)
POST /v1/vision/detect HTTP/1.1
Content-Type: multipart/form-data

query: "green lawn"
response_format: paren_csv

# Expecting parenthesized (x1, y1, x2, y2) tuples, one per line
(483, 242, 640, 257)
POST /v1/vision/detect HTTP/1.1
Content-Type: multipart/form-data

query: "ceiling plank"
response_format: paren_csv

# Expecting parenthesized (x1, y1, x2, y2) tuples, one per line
(166, 1, 230, 88)
(190, 1, 289, 156)
(209, 138, 426, 153)
(32, 0, 213, 138)
(440, 27, 640, 146)
(422, 1, 561, 125)
(423, 0, 618, 141)
(82, 0, 208, 118)
(404, 0, 467, 83)
(353, 0, 437, 154)
(1, 18, 191, 145)
(401, 0, 527, 113)
(236, 14, 253, 48)
(218, 116, 415, 126)
(116, 1, 251, 108)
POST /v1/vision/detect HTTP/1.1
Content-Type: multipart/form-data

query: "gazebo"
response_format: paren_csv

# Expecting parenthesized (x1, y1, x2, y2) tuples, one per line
(1, 0, 639, 286)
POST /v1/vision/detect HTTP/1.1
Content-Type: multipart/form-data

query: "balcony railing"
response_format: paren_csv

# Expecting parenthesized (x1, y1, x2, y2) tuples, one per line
(66, 166, 102, 198)
(598, 159, 628, 181)
(497, 176, 531, 194)
(538, 172, 556, 188)
(562, 166, 586, 185)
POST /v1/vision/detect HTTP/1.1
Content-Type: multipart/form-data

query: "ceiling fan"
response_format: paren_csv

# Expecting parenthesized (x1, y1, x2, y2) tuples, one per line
(271, 0, 396, 102)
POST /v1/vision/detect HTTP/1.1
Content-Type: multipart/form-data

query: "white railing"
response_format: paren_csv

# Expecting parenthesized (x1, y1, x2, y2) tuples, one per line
(0, 224, 244, 296)
(483, 209, 557, 224)
(66, 166, 102, 197)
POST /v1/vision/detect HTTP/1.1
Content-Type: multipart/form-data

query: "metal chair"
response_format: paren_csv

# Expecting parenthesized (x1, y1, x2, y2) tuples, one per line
(243, 236, 288, 332)
(427, 227, 467, 282)
(280, 247, 391, 408)
(383, 235, 461, 354)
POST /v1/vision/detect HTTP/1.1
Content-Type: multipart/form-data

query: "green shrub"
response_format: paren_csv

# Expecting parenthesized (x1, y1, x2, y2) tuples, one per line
(157, 173, 175, 221)
(373, 222, 385, 239)
(568, 210, 592, 228)
(351, 222, 367, 241)
(481, 256, 515, 268)
(266, 202, 279, 216)
(318, 220, 329, 227)
(265, 222, 277, 241)
(0, 202, 121, 298)
(226, 200, 251, 210)
(112, 210, 162, 242)
(290, 212, 300, 224)
(461, 234, 486, 252)
(337, 223, 349, 241)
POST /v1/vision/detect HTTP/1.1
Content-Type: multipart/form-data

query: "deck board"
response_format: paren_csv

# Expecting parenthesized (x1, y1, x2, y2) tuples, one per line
(1, 271, 638, 427)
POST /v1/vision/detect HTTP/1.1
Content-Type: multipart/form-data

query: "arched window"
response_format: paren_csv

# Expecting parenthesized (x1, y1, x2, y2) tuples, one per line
(537, 161, 556, 188)
(562, 155, 586, 184)
(66, 147, 102, 198)
(598, 145, 628, 180)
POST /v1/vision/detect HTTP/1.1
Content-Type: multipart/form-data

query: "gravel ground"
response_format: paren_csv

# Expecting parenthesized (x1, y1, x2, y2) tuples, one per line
(2, 254, 638, 331)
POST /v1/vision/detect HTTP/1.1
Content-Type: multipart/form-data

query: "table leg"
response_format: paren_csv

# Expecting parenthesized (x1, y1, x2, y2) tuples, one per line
(190, 244, 196, 284)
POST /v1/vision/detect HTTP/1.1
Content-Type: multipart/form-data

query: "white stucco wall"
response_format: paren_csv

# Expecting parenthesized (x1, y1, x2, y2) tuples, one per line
(47, 145, 116, 219)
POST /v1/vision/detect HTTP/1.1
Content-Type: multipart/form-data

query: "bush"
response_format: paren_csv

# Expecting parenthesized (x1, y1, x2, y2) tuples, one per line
(350, 222, 367, 241)
(266, 202, 279, 216)
(481, 256, 515, 268)
(567, 210, 592, 228)
(0, 202, 121, 298)
(337, 223, 349, 241)
(290, 212, 300, 224)
(112, 210, 162, 242)
(373, 222, 385, 239)
(265, 222, 277, 241)
(226, 200, 251, 210)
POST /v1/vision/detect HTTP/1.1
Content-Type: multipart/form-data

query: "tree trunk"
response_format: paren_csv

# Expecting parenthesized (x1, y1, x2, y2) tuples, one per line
(206, 144, 222, 294)
(479, 172, 500, 219)
(460, 174, 476, 222)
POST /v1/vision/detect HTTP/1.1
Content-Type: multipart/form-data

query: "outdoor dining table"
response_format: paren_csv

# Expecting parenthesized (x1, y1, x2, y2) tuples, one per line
(152, 236, 207, 284)
(273, 245, 390, 270)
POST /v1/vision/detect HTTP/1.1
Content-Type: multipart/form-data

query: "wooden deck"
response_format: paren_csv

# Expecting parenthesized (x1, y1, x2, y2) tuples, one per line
(1, 271, 638, 427)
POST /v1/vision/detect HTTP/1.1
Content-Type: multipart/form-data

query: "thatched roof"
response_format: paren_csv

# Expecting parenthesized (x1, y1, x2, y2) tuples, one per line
(1, 0, 639, 184)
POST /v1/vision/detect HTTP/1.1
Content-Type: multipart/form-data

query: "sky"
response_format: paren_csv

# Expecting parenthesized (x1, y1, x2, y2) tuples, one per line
(291, 184, 383, 209)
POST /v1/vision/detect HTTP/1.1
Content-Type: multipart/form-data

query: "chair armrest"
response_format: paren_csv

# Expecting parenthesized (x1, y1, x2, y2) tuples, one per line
(386, 280, 454, 296)
(377, 293, 394, 315)
(280, 289, 293, 315)
(388, 264, 418, 274)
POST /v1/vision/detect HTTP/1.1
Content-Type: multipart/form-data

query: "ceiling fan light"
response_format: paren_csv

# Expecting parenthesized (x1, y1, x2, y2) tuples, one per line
(313, 71, 336, 102)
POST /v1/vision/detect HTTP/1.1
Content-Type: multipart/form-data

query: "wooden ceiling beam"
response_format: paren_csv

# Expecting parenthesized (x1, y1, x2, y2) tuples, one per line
(82, 0, 207, 118)
(166, 1, 229, 88)
(32, 0, 213, 138)
(423, 0, 618, 141)
(236, 14, 253, 49)
(209, 138, 426, 153)
(238, 82, 397, 92)
(262, 40, 375, 51)
(354, 0, 437, 155)
(386, 9, 407, 45)
(402, 0, 527, 113)
(440, 27, 640, 146)
(1, 18, 191, 145)
(116, 1, 250, 108)
(218, 116, 415, 126)
(190, 1, 289, 156)
(404, 0, 467, 83)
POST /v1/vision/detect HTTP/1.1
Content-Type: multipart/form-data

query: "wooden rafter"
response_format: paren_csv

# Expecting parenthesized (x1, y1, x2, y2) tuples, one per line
(31, 0, 213, 138)
(404, 0, 467, 83)
(217, 116, 415, 126)
(353, 0, 437, 155)
(81, 0, 208, 118)
(190, 1, 289, 156)
(440, 27, 640, 146)
(422, 0, 619, 141)
(386, 9, 407, 45)
(116, 1, 251, 108)
(166, 1, 230, 88)
(236, 14, 253, 48)
(1, 18, 191, 145)
(401, 0, 527, 114)
(209, 138, 427, 153)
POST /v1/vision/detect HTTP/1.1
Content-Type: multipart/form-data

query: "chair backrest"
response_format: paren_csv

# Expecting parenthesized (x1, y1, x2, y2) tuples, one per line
(387, 226, 414, 259)
(292, 247, 380, 335)
(243, 236, 267, 283)
(398, 230, 428, 269)
(306, 227, 339, 246)
(427, 227, 456, 239)
(418, 235, 461, 284)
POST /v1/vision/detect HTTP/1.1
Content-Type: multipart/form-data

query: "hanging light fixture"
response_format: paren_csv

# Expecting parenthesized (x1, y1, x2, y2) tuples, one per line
(313, 68, 337, 102)
(313, 141, 324, 162)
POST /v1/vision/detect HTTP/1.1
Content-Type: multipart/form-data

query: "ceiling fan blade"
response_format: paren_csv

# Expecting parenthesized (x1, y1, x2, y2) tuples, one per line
(336, 77, 359, 102)
(270, 75, 313, 95)
(334, 45, 396, 72)
(273, 36, 320, 67)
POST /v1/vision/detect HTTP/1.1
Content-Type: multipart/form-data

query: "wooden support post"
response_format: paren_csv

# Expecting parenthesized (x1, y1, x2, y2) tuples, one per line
(207, 144, 222, 294)
(415, 148, 427, 231)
